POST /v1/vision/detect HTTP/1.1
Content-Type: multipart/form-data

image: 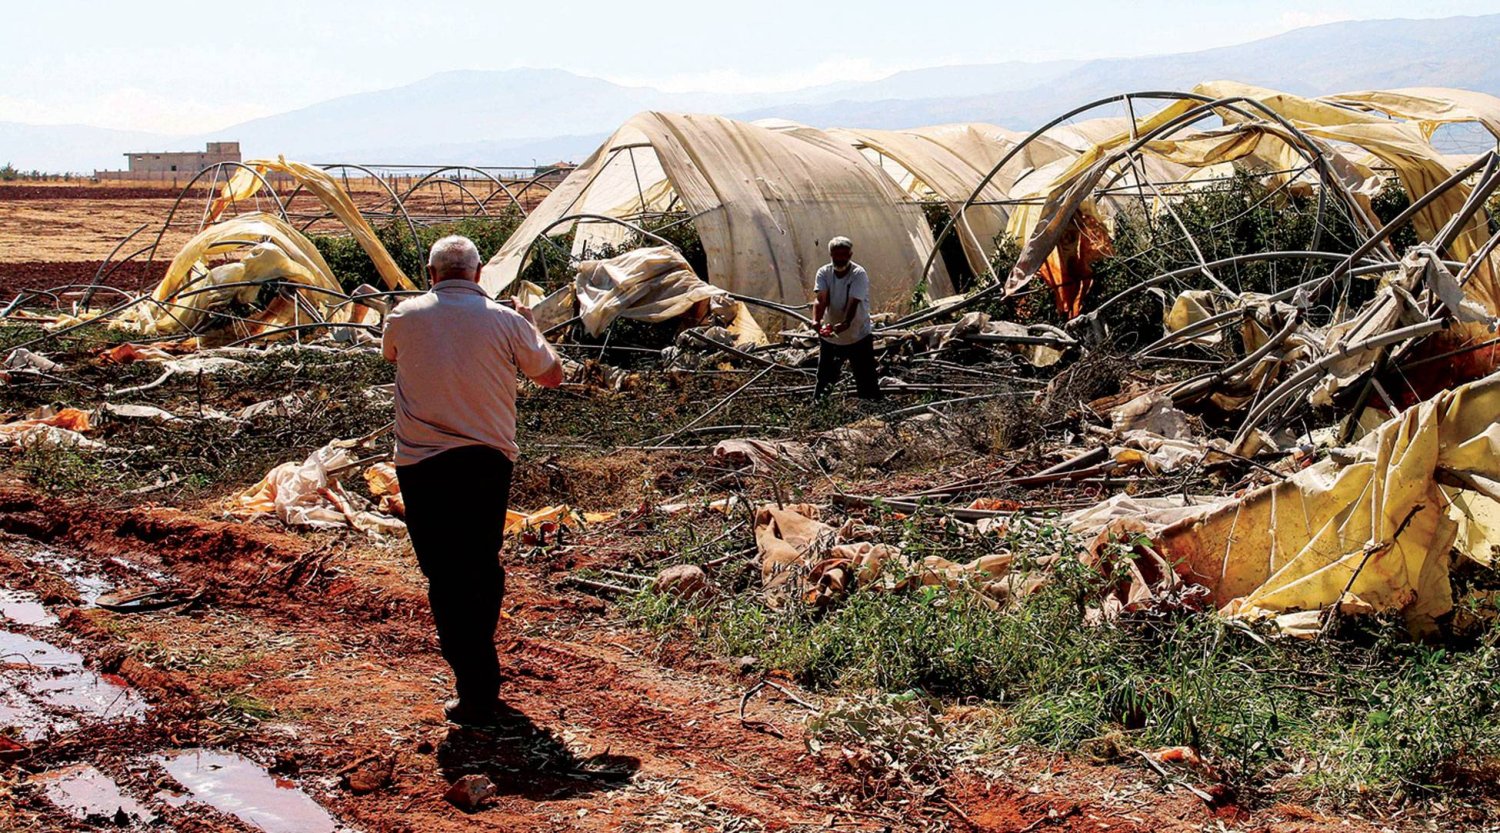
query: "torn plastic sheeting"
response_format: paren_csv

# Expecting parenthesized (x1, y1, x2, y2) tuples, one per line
(363, 462, 404, 517)
(4, 349, 60, 373)
(358, 464, 611, 534)
(573, 246, 768, 345)
(1110, 391, 1194, 439)
(100, 403, 181, 424)
(753, 502, 899, 607)
(231, 440, 403, 536)
(162, 356, 247, 375)
(505, 505, 616, 538)
(210, 156, 416, 291)
(1307, 246, 1495, 408)
(101, 343, 179, 364)
(712, 438, 817, 474)
(922, 312, 1067, 367)
(1163, 291, 1226, 345)
(753, 501, 1192, 617)
(1141, 369, 1500, 630)
(0, 407, 99, 450)
(1198, 81, 1500, 314)
(1322, 87, 1500, 146)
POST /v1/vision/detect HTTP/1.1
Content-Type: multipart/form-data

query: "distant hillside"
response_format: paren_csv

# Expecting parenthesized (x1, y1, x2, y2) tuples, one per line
(0, 122, 179, 174)
(205, 68, 784, 162)
(6, 13, 1500, 172)
(729, 14, 1500, 130)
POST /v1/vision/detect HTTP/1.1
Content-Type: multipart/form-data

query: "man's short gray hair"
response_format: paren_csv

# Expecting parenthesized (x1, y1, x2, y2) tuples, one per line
(828, 236, 853, 253)
(428, 235, 481, 278)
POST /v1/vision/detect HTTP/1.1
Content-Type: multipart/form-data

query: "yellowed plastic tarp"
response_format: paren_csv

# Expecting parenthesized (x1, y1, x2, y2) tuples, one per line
(1197, 81, 1499, 312)
(482, 112, 953, 331)
(1000, 82, 1500, 317)
(128, 213, 346, 337)
(1153, 369, 1500, 629)
(211, 156, 416, 291)
(1323, 87, 1500, 142)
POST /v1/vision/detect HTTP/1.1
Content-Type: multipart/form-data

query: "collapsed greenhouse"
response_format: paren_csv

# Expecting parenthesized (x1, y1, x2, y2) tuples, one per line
(7, 80, 1500, 633)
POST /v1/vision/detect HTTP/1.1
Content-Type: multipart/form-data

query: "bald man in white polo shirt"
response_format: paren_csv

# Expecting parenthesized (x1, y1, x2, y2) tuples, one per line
(382, 235, 562, 727)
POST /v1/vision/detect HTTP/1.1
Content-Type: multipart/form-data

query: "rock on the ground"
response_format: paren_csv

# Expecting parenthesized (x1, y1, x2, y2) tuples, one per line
(344, 755, 394, 795)
(443, 774, 497, 812)
(654, 564, 710, 599)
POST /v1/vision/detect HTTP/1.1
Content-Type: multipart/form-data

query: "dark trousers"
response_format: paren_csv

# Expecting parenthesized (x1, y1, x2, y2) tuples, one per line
(396, 444, 513, 706)
(815, 334, 882, 399)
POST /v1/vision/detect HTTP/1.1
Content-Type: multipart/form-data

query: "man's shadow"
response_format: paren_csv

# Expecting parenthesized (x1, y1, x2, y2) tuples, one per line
(436, 700, 639, 801)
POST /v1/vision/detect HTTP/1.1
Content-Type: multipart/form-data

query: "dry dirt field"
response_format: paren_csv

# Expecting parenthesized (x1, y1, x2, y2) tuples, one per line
(0, 179, 541, 298)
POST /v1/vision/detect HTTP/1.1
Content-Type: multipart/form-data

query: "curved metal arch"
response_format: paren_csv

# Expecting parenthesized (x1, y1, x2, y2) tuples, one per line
(399, 166, 527, 217)
(83, 222, 151, 309)
(143, 161, 290, 288)
(314, 163, 423, 257)
(401, 174, 493, 218)
(483, 168, 565, 213)
(905, 90, 1381, 328)
(94, 243, 160, 295)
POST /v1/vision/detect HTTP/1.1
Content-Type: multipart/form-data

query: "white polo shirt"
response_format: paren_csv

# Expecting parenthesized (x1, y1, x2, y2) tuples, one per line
(381, 280, 557, 466)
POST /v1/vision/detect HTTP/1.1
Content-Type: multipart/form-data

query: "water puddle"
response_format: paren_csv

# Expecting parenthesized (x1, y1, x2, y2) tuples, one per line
(158, 749, 340, 833)
(0, 589, 59, 626)
(30, 670, 147, 718)
(0, 630, 81, 668)
(33, 763, 155, 824)
(22, 548, 114, 605)
(0, 630, 145, 739)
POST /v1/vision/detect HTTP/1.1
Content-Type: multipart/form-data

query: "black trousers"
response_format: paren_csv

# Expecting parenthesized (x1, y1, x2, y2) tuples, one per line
(815, 334, 882, 399)
(396, 444, 513, 706)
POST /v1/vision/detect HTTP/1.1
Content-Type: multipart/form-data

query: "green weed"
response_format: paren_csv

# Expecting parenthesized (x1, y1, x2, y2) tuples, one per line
(624, 507, 1500, 804)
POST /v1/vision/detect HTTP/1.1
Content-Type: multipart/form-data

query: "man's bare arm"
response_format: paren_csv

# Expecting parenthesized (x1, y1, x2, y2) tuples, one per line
(835, 296, 861, 333)
(530, 358, 564, 388)
(813, 289, 830, 326)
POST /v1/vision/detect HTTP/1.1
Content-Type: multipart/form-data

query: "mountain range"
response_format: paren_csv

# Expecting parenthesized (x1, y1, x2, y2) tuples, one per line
(6, 13, 1500, 173)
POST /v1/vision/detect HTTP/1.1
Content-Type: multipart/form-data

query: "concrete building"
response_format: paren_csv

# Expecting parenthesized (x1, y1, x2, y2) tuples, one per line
(97, 142, 241, 182)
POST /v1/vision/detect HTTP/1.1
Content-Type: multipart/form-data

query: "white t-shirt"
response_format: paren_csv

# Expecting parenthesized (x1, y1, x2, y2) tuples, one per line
(381, 280, 557, 466)
(814, 261, 873, 346)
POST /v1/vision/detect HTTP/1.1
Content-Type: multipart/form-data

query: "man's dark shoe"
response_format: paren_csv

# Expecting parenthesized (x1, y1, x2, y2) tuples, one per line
(444, 697, 500, 727)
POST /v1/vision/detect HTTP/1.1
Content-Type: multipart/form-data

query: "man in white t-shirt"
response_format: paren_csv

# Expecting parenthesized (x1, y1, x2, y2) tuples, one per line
(813, 236, 882, 399)
(381, 235, 562, 727)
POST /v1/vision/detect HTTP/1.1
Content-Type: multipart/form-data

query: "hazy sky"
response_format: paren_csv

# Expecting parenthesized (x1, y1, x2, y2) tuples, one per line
(4, 0, 1497, 134)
